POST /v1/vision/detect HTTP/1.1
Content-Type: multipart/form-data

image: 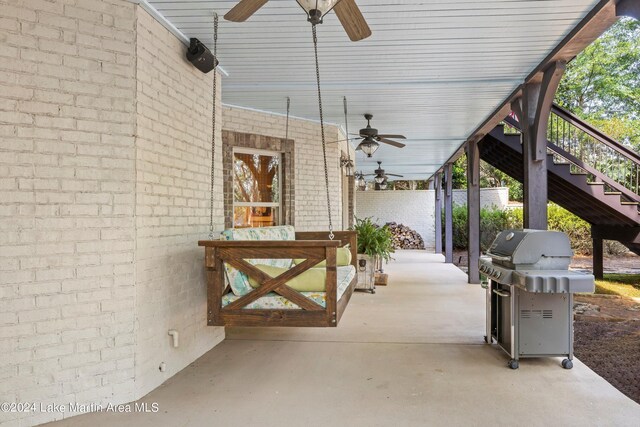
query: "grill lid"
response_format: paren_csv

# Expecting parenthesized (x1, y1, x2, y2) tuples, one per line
(486, 229, 573, 267)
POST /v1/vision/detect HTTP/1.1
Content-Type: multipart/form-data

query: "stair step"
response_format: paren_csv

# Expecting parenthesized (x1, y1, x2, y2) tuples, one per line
(605, 191, 622, 195)
(587, 182, 604, 185)
(620, 201, 639, 205)
(570, 172, 588, 176)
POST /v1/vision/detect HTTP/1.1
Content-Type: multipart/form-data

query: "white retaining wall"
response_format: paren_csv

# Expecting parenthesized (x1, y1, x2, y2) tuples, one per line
(453, 187, 509, 209)
(356, 191, 436, 250)
(356, 187, 510, 250)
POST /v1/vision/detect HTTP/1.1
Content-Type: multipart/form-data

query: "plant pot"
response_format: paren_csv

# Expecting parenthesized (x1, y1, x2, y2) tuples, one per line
(356, 254, 376, 293)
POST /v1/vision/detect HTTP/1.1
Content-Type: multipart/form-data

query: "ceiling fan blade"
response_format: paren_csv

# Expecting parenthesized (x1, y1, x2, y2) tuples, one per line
(378, 138, 406, 148)
(224, 0, 268, 22)
(333, 0, 371, 42)
(387, 173, 404, 178)
(377, 134, 406, 140)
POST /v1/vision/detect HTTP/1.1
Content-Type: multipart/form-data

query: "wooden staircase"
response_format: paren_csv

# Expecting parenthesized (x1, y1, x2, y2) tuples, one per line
(479, 104, 640, 256)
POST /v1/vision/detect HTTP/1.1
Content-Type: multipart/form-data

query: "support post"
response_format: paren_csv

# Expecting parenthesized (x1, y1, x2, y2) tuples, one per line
(592, 236, 604, 280)
(444, 163, 453, 263)
(434, 172, 443, 255)
(521, 61, 566, 230)
(466, 141, 480, 284)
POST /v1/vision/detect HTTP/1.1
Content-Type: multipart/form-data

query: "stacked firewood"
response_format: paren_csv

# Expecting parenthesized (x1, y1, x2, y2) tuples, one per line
(385, 222, 425, 249)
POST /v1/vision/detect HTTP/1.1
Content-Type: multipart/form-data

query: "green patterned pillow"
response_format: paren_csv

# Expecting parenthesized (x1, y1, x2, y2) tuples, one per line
(248, 264, 327, 292)
(293, 246, 352, 267)
(221, 226, 296, 296)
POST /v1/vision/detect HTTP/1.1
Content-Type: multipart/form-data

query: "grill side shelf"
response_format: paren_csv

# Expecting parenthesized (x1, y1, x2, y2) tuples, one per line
(512, 270, 595, 293)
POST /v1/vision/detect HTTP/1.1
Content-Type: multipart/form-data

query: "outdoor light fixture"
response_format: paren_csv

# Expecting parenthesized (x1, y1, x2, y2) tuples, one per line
(374, 174, 385, 184)
(340, 156, 355, 176)
(296, 0, 341, 24)
(356, 172, 367, 191)
(356, 137, 380, 158)
(186, 38, 218, 74)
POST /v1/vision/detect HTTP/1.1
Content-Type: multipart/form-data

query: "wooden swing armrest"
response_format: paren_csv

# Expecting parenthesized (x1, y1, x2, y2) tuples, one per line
(198, 240, 342, 248)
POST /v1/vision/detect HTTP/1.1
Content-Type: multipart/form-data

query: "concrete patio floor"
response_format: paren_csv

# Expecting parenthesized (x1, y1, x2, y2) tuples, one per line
(46, 250, 640, 427)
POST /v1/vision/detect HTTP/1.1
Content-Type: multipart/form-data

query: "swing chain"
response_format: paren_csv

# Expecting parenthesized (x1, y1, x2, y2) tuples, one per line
(312, 24, 334, 240)
(285, 96, 290, 141)
(343, 96, 352, 169)
(209, 13, 219, 239)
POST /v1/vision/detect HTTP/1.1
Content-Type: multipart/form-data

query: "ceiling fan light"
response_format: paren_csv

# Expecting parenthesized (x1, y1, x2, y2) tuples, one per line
(379, 181, 387, 190)
(296, 0, 341, 23)
(357, 140, 379, 157)
(374, 175, 384, 184)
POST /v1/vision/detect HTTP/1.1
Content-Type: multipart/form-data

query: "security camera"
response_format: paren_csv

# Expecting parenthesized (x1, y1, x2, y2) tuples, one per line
(186, 38, 218, 74)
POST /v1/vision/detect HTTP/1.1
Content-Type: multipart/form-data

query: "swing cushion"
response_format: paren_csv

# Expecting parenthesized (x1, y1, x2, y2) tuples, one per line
(221, 225, 296, 296)
(293, 246, 352, 268)
(221, 265, 356, 309)
(248, 264, 328, 292)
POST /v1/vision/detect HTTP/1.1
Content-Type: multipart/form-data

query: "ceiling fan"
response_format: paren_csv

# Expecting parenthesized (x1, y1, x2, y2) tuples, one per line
(364, 161, 403, 189)
(224, 0, 372, 41)
(354, 114, 406, 157)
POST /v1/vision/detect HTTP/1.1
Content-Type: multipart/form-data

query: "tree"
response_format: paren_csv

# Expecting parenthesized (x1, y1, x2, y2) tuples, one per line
(555, 17, 640, 151)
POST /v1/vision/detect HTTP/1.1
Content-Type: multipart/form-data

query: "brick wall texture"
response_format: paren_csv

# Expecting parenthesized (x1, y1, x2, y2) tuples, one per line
(133, 8, 225, 399)
(0, 2, 224, 425)
(356, 191, 436, 250)
(222, 106, 354, 231)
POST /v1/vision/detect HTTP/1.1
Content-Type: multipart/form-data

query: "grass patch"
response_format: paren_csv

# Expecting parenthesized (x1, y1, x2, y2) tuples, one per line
(595, 274, 640, 298)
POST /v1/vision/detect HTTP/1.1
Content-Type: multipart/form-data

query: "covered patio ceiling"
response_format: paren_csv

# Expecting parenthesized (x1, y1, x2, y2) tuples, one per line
(147, 0, 601, 180)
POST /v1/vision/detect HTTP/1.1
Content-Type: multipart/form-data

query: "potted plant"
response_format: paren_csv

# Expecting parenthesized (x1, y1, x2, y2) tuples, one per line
(353, 217, 394, 293)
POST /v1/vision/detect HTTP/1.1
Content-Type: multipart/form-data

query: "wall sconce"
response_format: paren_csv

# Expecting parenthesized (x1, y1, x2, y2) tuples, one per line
(340, 156, 355, 176)
(356, 172, 367, 191)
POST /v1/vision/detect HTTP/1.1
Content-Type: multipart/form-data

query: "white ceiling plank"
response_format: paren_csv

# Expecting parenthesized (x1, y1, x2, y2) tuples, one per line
(148, 0, 600, 179)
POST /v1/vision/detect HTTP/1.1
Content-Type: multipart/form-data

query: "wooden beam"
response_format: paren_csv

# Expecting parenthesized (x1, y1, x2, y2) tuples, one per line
(466, 141, 481, 284)
(434, 172, 443, 254)
(461, 0, 618, 152)
(592, 225, 640, 243)
(617, 0, 640, 19)
(521, 82, 547, 230)
(533, 62, 566, 161)
(444, 163, 453, 263)
(526, 1, 618, 83)
(510, 97, 523, 124)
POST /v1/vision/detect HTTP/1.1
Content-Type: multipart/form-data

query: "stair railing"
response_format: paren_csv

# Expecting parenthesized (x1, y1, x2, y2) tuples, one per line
(503, 105, 640, 203)
(548, 104, 640, 199)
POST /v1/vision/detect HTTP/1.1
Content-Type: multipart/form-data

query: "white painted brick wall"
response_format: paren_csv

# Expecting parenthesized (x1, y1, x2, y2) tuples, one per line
(356, 191, 436, 250)
(222, 106, 352, 231)
(0, 1, 137, 425)
(0, 2, 225, 425)
(356, 188, 510, 251)
(452, 187, 509, 209)
(133, 7, 224, 399)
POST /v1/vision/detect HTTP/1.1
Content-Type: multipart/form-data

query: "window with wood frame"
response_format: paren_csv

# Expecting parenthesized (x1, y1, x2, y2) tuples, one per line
(232, 148, 282, 228)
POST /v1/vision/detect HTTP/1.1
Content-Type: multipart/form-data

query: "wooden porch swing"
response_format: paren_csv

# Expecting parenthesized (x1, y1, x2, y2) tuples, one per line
(198, 17, 357, 327)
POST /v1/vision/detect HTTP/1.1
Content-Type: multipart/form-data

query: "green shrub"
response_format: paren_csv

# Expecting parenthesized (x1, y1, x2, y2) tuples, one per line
(446, 203, 626, 256)
(448, 205, 521, 252)
(546, 204, 591, 255)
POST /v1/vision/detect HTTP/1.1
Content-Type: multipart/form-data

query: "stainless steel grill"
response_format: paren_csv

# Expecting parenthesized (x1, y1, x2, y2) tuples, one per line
(479, 229, 595, 369)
